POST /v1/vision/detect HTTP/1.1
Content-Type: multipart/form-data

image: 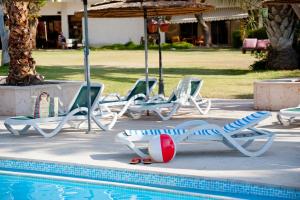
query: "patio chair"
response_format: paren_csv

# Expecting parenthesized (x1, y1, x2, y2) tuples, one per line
(4, 83, 117, 138)
(100, 77, 157, 117)
(242, 38, 257, 54)
(127, 77, 211, 120)
(277, 105, 300, 126)
(116, 111, 275, 157)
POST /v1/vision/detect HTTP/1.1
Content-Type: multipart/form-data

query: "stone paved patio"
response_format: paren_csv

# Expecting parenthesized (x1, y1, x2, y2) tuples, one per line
(0, 99, 299, 189)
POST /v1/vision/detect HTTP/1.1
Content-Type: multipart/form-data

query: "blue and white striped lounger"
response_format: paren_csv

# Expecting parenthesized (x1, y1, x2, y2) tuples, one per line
(116, 111, 275, 157)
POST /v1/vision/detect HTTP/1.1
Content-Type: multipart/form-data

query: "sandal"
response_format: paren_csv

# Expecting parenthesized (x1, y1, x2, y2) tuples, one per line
(142, 157, 153, 164)
(130, 157, 141, 164)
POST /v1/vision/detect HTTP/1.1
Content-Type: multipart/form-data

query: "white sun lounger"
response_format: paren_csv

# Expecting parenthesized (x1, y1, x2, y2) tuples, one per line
(277, 105, 300, 126)
(4, 83, 117, 138)
(127, 77, 211, 120)
(116, 111, 275, 157)
(100, 77, 157, 117)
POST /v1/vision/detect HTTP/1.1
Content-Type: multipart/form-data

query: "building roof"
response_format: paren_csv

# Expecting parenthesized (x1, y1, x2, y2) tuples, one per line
(170, 7, 248, 23)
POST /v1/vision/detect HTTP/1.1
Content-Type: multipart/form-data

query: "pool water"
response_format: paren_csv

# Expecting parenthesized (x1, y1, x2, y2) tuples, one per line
(0, 174, 219, 200)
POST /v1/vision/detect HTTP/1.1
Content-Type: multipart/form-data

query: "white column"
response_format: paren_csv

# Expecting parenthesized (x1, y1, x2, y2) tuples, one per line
(160, 32, 166, 43)
(60, 3, 69, 39)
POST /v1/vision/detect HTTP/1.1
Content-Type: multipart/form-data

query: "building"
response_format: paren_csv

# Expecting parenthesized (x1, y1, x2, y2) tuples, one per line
(38, 0, 247, 48)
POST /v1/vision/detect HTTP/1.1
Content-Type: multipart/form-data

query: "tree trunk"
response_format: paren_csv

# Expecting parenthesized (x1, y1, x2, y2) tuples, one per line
(195, 13, 211, 47)
(0, 0, 9, 65)
(6, 0, 43, 85)
(264, 4, 299, 69)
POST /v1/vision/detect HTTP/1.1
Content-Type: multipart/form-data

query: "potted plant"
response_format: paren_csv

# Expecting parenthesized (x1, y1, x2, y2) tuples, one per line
(148, 18, 158, 33)
(159, 19, 170, 32)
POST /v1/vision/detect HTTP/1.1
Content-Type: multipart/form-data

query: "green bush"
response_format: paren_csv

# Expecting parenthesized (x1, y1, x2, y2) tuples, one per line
(247, 27, 268, 39)
(249, 59, 268, 71)
(93, 41, 194, 50)
(232, 30, 242, 48)
(249, 52, 269, 71)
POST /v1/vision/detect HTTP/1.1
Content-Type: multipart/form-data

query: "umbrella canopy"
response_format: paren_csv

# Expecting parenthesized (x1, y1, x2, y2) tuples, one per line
(81, 0, 214, 18)
(262, 0, 300, 4)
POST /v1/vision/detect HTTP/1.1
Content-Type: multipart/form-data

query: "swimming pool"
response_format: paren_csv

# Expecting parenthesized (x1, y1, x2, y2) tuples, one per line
(0, 173, 211, 200)
(0, 159, 299, 200)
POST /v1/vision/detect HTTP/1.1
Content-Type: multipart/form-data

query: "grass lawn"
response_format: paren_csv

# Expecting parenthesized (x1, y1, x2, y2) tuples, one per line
(1, 49, 299, 99)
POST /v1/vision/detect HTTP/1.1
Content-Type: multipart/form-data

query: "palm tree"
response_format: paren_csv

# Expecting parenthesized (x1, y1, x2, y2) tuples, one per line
(6, 0, 43, 85)
(220, 0, 299, 69)
(263, 1, 299, 69)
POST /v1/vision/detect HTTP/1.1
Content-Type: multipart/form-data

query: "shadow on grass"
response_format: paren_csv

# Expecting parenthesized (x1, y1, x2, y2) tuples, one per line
(8, 65, 249, 83)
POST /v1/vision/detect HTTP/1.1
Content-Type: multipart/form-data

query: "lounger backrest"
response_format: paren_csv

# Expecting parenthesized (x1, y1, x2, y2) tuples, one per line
(68, 83, 103, 113)
(125, 78, 157, 100)
(168, 77, 191, 103)
(223, 111, 270, 133)
(168, 77, 201, 103)
(190, 78, 203, 97)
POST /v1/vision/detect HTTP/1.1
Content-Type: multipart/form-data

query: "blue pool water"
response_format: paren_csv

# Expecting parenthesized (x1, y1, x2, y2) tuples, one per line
(0, 174, 215, 200)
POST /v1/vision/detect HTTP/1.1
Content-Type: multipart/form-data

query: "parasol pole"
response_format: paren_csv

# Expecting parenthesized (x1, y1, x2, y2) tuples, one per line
(143, 8, 149, 100)
(83, 0, 92, 133)
(157, 29, 164, 95)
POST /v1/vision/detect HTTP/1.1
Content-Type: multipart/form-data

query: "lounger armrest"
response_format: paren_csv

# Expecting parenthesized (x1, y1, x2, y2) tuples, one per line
(102, 93, 122, 101)
(175, 120, 209, 129)
(148, 94, 166, 102)
(128, 93, 147, 102)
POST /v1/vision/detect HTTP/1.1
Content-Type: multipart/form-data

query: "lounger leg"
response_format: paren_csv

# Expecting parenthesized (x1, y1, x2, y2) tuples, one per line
(190, 97, 211, 115)
(4, 124, 31, 135)
(154, 104, 180, 121)
(128, 111, 143, 119)
(116, 133, 149, 158)
(223, 133, 275, 157)
(277, 113, 292, 126)
(91, 113, 117, 130)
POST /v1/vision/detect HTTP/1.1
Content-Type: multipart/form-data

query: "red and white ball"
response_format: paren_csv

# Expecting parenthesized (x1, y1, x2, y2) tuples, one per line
(148, 134, 176, 163)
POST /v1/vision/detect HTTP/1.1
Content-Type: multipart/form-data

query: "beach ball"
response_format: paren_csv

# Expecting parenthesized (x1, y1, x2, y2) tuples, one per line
(148, 134, 176, 163)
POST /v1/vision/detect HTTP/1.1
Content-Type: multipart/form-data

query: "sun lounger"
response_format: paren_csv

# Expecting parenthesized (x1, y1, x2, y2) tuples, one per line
(100, 78, 157, 117)
(277, 105, 300, 126)
(127, 77, 211, 120)
(116, 111, 275, 157)
(4, 83, 117, 138)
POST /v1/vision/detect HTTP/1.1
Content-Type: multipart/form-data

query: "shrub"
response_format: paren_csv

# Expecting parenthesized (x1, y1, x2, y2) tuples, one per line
(232, 30, 242, 48)
(247, 27, 268, 39)
(172, 41, 194, 49)
(249, 59, 268, 71)
(249, 51, 269, 71)
(93, 41, 194, 50)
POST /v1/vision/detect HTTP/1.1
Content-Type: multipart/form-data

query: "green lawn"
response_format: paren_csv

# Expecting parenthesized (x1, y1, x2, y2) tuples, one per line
(1, 49, 299, 99)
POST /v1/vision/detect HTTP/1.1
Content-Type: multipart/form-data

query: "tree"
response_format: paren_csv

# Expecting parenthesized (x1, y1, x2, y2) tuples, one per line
(195, 13, 212, 47)
(6, 0, 43, 85)
(264, 2, 299, 69)
(221, 0, 299, 69)
(0, 0, 9, 66)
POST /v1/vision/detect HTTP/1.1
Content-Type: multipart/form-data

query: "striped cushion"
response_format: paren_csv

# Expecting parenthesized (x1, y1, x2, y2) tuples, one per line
(124, 111, 270, 137)
(125, 129, 187, 136)
(124, 128, 221, 137)
(223, 111, 270, 133)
